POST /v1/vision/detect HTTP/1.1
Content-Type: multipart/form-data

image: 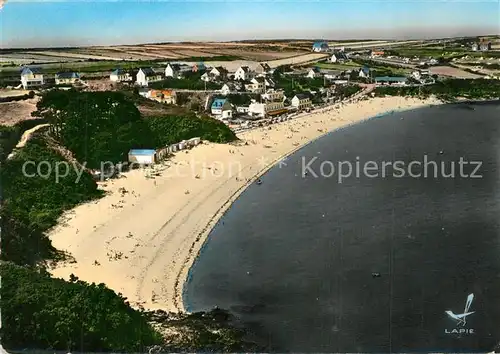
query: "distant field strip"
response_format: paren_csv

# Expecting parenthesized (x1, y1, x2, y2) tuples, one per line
(25, 51, 124, 61)
(266, 53, 329, 67)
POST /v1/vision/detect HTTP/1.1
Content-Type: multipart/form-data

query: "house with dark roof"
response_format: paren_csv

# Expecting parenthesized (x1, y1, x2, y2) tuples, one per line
(136, 68, 162, 86)
(312, 41, 329, 52)
(245, 77, 266, 93)
(306, 67, 322, 79)
(291, 93, 312, 110)
(234, 66, 254, 81)
(110, 68, 132, 83)
(210, 66, 229, 79)
(255, 62, 272, 75)
(20, 67, 44, 89)
(220, 83, 236, 95)
(479, 41, 492, 51)
(165, 63, 191, 78)
(330, 52, 348, 63)
(358, 66, 371, 78)
(55, 71, 80, 85)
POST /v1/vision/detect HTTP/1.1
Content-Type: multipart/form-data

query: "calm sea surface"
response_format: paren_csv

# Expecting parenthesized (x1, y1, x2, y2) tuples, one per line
(184, 101, 500, 352)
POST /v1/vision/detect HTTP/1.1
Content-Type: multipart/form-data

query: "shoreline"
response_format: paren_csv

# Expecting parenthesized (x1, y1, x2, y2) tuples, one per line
(47, 95, 443, 313)
(180, 99, 441, 312)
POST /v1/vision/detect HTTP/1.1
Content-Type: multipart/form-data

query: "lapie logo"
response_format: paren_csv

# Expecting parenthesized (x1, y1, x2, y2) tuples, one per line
(444, 293, 475, 334)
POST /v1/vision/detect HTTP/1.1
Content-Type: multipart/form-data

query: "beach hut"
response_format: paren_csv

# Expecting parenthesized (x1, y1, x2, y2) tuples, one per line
(189, 137, 201, 146)
(128, 149, 156, 165)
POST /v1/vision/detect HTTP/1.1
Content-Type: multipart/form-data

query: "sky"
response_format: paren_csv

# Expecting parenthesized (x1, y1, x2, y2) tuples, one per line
(0, 0, 499, 48)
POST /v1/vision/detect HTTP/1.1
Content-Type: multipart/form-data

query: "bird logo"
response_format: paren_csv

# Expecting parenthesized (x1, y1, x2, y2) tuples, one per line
(445, 293, 475, 327)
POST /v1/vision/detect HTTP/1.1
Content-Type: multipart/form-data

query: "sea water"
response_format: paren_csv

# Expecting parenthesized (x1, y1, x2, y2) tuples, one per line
(184, 101, 500, 352)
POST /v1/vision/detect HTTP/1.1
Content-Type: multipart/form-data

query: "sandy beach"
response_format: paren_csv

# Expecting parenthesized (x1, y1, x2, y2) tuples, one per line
(48, 95, 442, 313)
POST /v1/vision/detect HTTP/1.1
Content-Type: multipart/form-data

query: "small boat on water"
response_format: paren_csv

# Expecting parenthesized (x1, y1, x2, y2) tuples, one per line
(256, 179, 262, 185)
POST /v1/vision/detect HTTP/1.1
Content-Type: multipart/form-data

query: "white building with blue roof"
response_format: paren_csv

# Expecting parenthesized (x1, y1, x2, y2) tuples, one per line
(211, 98, 233, 119)
(55, 71, 81, 85)
(20, 67, 44, 89)
(358, 66, 371, 78)
(312, 41, 329, 52)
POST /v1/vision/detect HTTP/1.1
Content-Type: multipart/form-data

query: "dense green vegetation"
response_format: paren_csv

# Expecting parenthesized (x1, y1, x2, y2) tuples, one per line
(1, 262, 162, 351)
(334, 84, 363, 99)
(374, 78, 500, 101)
(1, 136, 104, 264)
(147, 114, 237, 147)
(273, 73, 327, 97)
(351, 59, 411, 76)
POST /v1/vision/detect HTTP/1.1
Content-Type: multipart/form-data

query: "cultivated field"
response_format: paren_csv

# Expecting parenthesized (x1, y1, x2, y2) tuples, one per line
(0, 98, 38, 126)
(1, 41, 313, 67)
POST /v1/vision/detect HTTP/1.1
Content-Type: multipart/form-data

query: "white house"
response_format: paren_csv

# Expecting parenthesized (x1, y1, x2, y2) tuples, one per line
(264, 77, 275, 88)
(136, 68, 162, 86)
(110, 68, 131, 83)
(255, 62, 272, 76)
(291, 93, 312, 111)
(55, 72, 80, 85)
(201, 72, 213, 82)
(237, 106, 250, 113)
(245, 77, 266, 93)
(358, 67, 370, 78)
(307, 67, 321, 79)
(248, 101, 285, 117)
(220, 83, 235, 95)
(211, 98, 233, 119)
(20, 67, 44, 89)
(165, 63, 191, 78)
(262, 89, 284, 102)
(234, 66, 254, 81)
(165, 63, 179, 78)
(330, 52, 348, 63)
(210, 66, 228, 79)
